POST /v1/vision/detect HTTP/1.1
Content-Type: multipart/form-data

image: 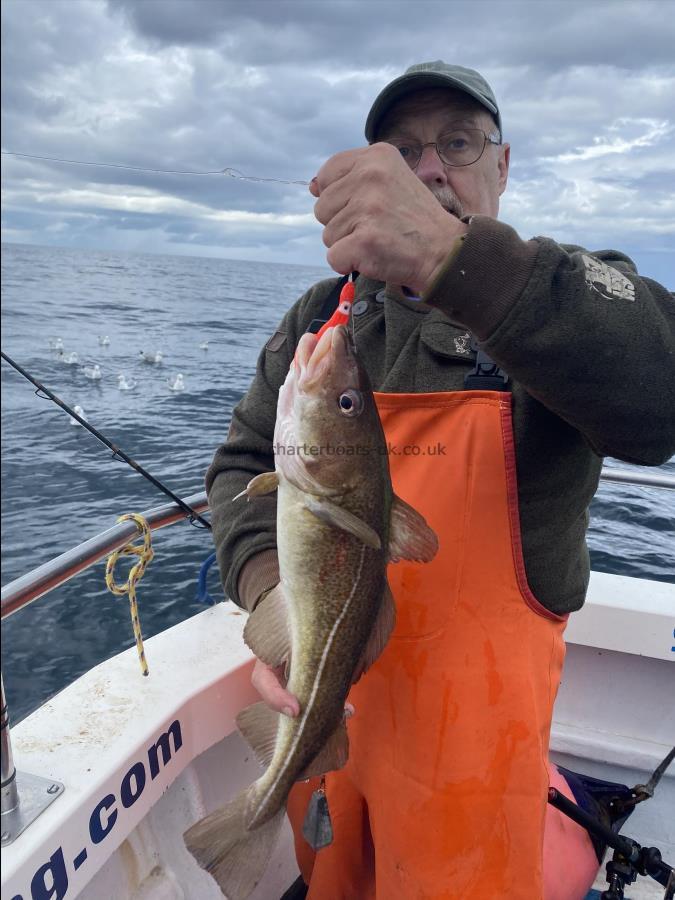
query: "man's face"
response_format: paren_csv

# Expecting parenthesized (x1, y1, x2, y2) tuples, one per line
(376, 88, 510, 219)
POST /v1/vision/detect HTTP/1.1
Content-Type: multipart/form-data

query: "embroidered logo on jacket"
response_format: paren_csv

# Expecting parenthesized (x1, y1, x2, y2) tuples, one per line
(454, 332, 471, 355)
(582, 255, 636, 302)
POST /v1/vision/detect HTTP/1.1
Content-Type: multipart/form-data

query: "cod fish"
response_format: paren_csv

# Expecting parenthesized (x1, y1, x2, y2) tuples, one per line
(184, 324, 438, 899)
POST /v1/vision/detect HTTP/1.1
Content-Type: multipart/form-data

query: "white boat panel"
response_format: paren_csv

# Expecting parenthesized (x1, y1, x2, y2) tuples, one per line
(75, 737, 298, 900)
(552, 644, 674, 768)
(566, 571, 674, 661)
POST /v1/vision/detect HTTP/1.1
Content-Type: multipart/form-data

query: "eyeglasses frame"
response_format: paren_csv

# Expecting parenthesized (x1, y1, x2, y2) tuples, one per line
(387, 128, 502, 170)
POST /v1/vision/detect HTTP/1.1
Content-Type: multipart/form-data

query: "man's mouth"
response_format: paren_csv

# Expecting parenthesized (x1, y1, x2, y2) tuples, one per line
(430, 188, 463, 219)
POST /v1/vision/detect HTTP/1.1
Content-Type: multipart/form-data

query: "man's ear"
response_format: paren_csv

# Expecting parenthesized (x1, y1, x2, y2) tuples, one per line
(498, 144, 510, 196)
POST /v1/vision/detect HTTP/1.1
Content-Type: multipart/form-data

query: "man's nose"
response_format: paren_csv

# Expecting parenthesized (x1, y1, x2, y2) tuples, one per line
(414, 144, 448, 186)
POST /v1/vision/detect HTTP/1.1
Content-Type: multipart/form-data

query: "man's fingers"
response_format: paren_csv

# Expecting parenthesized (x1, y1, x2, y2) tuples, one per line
(311, 147, 367, 195)
(314, 183, 352, 229)
(251, 660, 356, 723)
(326, 228, 374, 278)
(321, 202, 358, 250)
(251, 659, 300, 717)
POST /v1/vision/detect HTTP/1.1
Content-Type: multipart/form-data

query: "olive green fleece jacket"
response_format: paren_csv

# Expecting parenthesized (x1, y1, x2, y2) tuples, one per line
(206, 216, 675, 617)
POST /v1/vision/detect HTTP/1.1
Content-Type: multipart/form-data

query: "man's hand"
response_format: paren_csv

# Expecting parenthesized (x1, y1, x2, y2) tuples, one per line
(310, 143, 467, 295)
(248, 584, 299, 718)
(249, 584, 355, 720)
(251, 657, 300, 718)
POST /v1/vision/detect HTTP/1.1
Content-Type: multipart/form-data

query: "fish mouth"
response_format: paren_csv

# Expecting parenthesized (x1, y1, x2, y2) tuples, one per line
(296, 325, 353, 392)
(275, 325, 356, 497)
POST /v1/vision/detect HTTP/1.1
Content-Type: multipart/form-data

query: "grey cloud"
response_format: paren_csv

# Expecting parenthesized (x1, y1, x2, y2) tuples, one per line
(107, 0, 675, 70)
(2, 0, 674, 281)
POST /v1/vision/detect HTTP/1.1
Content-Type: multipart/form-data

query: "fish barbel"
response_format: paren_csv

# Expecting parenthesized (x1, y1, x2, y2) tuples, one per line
(184, 324, 438, 899)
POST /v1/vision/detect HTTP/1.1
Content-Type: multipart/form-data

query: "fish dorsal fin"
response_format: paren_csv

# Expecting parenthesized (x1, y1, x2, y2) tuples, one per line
(302, 496, 381, 550)
(352, 582, 396, 683)
(243, 586, 291, 668)
(233, 471, 279, 502)
(388, 495, 439, 563)
(297, 718, 350, 780)
(236, 701, 280, 769)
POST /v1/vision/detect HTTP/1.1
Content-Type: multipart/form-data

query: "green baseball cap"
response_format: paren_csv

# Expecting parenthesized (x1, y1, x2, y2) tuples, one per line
(365, 61, 502, 142)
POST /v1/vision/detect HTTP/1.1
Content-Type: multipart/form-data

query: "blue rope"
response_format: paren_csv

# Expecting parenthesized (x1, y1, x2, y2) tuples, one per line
(195, 551, 219, 605)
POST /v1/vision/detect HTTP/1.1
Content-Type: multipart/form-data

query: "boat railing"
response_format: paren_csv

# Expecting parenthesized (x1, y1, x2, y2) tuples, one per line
(1, 466, 674, 841)
(1, 490, 209, 621)
(2, 469, 674, 624)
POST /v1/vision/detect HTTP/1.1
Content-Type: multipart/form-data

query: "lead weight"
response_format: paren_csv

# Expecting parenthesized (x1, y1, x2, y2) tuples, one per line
(302, 788, 333, 850)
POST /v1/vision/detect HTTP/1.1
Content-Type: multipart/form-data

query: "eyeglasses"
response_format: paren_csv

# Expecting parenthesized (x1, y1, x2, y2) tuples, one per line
(385, 128, 501, 169)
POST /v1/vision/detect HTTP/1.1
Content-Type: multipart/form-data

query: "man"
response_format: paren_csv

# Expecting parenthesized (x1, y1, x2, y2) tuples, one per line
(206, 62, 675, 898)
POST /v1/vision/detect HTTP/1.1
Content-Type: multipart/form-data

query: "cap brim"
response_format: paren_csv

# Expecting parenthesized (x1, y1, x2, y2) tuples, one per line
(365, 72, 499, 143)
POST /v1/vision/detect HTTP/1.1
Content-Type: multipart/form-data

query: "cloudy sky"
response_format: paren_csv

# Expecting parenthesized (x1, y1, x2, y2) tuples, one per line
(2, 0, 674, 286)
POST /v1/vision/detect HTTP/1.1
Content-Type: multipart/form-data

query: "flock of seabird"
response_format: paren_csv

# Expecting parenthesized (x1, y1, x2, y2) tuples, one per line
(48, 334, 208, 425)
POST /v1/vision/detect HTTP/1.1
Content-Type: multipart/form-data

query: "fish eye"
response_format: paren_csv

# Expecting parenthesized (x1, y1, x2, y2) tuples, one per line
(338, 389, 363, 417)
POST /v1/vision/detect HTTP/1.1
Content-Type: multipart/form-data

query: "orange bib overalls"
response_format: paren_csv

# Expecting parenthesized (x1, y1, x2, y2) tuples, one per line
(288, 390, 569, 899)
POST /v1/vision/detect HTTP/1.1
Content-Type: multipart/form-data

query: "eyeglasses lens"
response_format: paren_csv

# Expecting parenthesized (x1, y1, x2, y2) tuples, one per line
(391, 129, 487, 168)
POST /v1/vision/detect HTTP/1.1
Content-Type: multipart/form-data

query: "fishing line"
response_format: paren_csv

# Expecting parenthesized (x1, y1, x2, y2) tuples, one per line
(1, 350, 212, 530)
(1, 151, 309, 186)
(348, 273, 358, 349)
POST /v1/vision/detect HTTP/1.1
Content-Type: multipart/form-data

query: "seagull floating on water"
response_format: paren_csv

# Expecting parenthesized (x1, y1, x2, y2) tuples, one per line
(82, 364, 102, 380)
(117, 374, 137, 391)
(59, 351, 79, 365)
(70, 405, 87, 425)
(98, 335, 110, 346)
(49, 337, 64, 351)
(168, 373, 185, 392)
(140, 350, 163, 364)
(199, 340, 209, 351)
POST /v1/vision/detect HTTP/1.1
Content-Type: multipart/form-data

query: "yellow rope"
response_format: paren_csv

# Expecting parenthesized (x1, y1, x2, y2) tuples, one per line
(105, 513, 154, 676)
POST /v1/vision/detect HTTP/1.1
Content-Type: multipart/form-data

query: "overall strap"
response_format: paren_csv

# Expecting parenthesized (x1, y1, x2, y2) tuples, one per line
(464, 337, 509, 391)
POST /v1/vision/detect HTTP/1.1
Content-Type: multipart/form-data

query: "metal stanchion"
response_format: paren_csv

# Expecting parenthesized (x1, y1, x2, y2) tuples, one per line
(1, 674, 19, 819)
(1, 672, 64, 846)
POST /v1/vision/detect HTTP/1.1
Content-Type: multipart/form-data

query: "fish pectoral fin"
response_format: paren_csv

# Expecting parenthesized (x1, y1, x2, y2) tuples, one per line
(388, 494, 439, 563)
(243, 584, 291, 668)
(184, 786, 285, 900)
(352, 582, 396, 683)
(302, 496, 381, 550)
(233, 471, 279, 502)
(297, 718, 350, 780)
(236, 701, 280, 769)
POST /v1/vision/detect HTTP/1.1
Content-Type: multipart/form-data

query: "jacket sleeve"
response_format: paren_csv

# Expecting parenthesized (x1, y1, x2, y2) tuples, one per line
(205, 278, 340, 608)
(423, 216, 675, 465)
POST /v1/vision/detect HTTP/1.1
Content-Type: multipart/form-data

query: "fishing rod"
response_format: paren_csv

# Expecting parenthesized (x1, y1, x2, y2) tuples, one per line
(547, 745, 675, 899)
(548, 787, 673, 897)
(1, 350, 212, 530)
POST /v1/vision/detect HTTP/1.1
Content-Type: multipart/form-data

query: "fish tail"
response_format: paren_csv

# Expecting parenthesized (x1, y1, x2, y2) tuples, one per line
(184, 785, 285, 900)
